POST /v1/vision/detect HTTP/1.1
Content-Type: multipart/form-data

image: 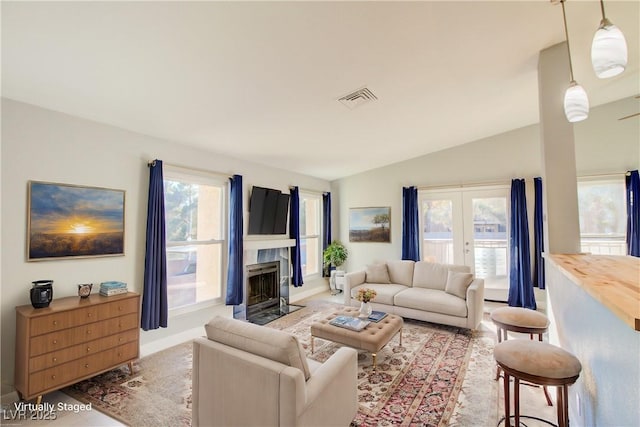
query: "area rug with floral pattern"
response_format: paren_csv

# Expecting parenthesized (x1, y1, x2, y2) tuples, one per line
(61, 301, 496, 426)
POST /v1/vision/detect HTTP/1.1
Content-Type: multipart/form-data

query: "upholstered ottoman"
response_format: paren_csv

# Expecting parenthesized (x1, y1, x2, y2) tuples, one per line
(310, 307, 403, 369)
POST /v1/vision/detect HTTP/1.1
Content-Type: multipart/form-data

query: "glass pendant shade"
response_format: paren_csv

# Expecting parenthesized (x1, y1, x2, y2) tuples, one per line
(564, 81, 589, 123)
(591, 18, 627, 78)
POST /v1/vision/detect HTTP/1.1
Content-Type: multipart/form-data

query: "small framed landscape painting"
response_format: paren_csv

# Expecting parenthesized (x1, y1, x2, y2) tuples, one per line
(349, 207, 391, 243)
(27, 181, 125, 261)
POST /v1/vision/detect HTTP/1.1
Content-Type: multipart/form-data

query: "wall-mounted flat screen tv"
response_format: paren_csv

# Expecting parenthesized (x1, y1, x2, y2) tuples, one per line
(248, 186, 290, 235)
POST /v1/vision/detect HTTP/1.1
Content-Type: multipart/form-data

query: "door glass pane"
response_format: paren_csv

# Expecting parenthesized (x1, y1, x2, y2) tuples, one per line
(578, 180, 626, 255)
(472, 197, 507, 280)
(422, 199, 454, 264)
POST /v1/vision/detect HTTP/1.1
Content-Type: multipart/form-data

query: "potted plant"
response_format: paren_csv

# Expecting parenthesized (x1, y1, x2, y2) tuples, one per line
(323, 240, 348, 294)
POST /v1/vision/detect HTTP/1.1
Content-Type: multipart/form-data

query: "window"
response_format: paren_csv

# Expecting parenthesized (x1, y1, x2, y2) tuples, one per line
(299, 192, 321, 277)
(164, 167, 226, 311)
(578, 177, 626, 255)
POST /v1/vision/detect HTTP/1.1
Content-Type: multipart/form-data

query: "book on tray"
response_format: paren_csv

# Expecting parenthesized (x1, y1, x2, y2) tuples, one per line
(329, 315, 370, 331)
(368, 311, 388, 322)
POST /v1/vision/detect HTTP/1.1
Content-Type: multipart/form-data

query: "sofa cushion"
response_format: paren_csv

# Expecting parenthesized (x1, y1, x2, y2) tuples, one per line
(204, 315, 311, 380)
(351, 283, 409, 305)
(412, 262, 449, 290)
(444, 270, 474, 299)
(386, 260, 415, 286)
(365, 263, 391, 284)
(393, 288, 468, 318)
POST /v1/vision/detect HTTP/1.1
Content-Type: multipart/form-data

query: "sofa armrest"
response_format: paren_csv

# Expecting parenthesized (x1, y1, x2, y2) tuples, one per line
(298, 347, 358, 426)
(344, 270, 366, 305)
(465, 278, 485, 330)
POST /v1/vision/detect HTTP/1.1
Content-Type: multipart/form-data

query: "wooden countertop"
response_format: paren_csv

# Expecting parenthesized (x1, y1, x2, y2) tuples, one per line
(548, 254, 640, 332)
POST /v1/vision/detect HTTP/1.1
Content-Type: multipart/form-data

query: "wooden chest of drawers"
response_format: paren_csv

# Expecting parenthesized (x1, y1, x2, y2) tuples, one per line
(15, 292, 140, 403)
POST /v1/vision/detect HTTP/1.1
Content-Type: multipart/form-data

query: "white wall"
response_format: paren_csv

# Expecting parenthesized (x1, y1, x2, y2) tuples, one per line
(0, 99, 330, 394)
(332, 96, 640, 272)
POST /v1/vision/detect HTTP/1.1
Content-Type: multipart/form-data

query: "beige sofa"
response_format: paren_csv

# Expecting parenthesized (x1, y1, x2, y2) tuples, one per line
(192, 315, 358, 427)
(344, 260, 484, 330)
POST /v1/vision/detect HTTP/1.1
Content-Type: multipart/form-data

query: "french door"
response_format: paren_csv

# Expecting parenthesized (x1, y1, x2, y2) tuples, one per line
(420, 187, 509, 289)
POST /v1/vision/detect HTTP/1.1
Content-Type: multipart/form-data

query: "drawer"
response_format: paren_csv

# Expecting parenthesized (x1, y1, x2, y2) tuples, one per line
(28, 342, 138, 394)
(29, 313, 138, 357)
(29, 329, 139, 372)
(29, 306, 100, 336)
(98, 297, 139, 320)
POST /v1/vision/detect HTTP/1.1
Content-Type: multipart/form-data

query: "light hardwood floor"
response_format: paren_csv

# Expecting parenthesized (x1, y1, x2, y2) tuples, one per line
(2, 291, 558, 426)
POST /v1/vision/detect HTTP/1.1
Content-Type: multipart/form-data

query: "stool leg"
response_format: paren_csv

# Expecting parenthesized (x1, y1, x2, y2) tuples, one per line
(556, 385, 565, 427)
(543, 386, 553, 406)
(514, 377, 520, 427)
(563, 384, 570, 427)
(503, 372, 511, 427)
(495, 327, 502, 381)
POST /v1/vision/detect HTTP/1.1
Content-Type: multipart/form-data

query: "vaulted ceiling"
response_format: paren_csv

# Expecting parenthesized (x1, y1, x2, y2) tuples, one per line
(2, 1, 638, 180)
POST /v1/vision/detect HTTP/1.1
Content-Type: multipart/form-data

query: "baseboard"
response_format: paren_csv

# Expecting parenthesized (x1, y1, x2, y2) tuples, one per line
(290, 285, 328, 304)
(1, 390, 19, 405)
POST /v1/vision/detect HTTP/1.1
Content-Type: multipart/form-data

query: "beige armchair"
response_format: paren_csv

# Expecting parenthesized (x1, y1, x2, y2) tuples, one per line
(192, 316, 358, 427)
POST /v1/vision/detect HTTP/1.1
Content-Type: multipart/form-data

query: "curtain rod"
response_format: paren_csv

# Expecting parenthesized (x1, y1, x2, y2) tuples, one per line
(147, 160, 232, 179)
(289, 186, 329, 195)
(578, 171, 631, 178)
(418, 171, 633, 191)
(417, 180, 510, 191)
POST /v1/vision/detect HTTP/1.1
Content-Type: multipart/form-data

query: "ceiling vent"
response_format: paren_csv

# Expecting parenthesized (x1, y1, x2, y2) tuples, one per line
(338, 87, 378, 109)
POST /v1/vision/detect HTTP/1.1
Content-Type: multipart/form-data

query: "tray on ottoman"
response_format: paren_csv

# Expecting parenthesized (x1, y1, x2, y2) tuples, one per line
(310, 307, 403, 369)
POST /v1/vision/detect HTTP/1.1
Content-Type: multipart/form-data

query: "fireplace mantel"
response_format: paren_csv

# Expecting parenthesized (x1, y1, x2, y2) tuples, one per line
(244, 237, 295, 250)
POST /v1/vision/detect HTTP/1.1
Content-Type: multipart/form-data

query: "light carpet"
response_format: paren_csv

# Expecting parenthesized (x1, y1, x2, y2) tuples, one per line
(62, 301, 497, 426)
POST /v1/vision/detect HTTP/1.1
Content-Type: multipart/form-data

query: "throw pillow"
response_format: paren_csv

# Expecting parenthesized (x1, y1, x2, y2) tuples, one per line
(365, 263, 391, 284)
(444, 270, 474, 299)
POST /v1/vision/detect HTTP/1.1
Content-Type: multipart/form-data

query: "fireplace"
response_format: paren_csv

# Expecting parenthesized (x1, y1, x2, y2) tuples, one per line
(234, 242, 304, 325)
(246, 261, 280, 317)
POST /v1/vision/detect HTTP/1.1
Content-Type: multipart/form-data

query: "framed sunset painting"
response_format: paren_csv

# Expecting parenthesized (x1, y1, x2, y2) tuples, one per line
(27, 181, 125, 261)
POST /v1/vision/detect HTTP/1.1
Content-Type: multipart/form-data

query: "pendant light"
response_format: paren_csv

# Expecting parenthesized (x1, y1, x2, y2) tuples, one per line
(560, 0, 589, 123)
(591, 0, 627, 78)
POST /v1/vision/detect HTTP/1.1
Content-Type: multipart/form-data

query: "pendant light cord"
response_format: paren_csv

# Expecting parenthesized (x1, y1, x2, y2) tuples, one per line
(560, 0, 575, 82)
(599, 0, 606, 20)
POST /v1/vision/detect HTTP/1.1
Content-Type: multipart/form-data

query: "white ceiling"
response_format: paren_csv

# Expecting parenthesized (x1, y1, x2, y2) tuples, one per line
(2, 1, 639, 181)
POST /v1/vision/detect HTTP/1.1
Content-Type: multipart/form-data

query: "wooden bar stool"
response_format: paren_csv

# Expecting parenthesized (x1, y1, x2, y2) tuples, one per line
(490, 306, 553, 406)
(494, 340, 581, 427)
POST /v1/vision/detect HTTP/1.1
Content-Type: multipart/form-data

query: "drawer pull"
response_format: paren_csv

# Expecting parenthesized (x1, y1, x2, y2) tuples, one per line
(119, 337, 123, 342)
(53, 320, 58, 326)
(51, 375, 56, 380)
(52, 340, 57, 345)
(118, 352, 122, 357)
(87, 313, 92, 317)
(86, 330, 91, 334)
(86, 347, 91, 352)
(52, 357, 57, 362)
(118, 306, 123, 311)
(85, 364, 89, 368)
(118, 323, 122, 328)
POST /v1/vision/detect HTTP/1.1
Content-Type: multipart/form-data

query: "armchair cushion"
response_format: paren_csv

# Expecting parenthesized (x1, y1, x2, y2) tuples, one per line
(204, 315, 311, 380)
